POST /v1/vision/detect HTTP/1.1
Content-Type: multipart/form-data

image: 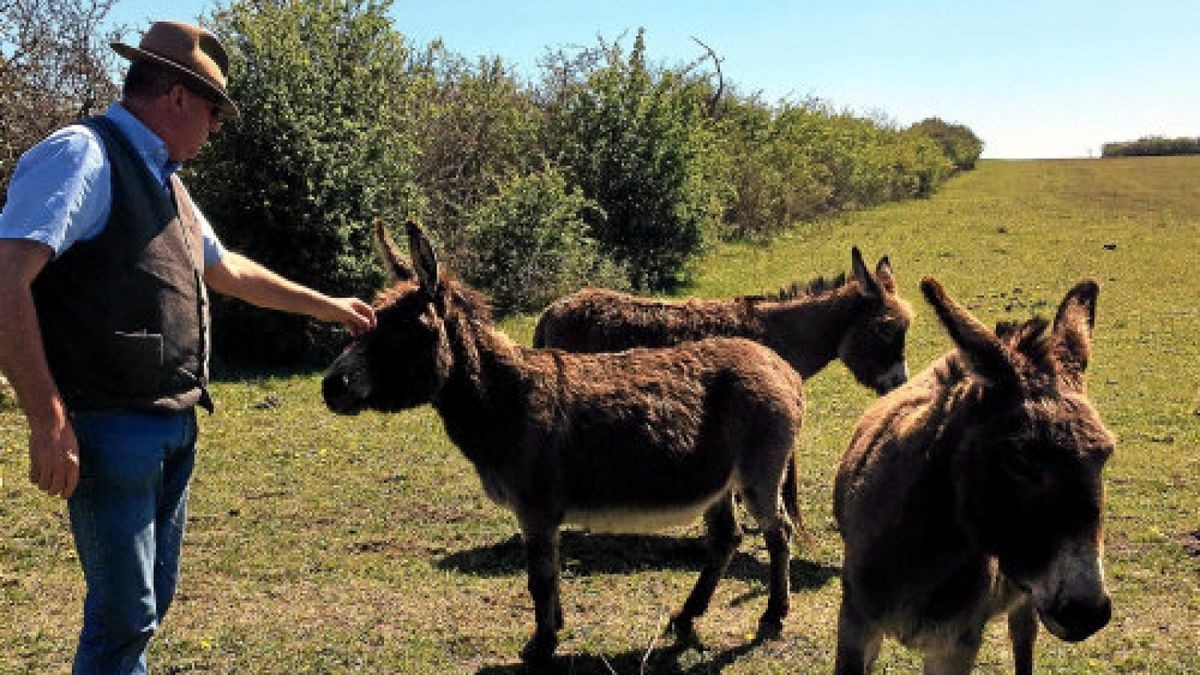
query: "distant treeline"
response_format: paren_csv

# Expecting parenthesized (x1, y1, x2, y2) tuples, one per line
(2, 0, 984, 366)
(1102, 136, 1200, 157)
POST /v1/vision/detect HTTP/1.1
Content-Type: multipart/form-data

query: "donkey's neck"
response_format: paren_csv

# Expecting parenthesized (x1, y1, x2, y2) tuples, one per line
(432, 310, 532, 467)
(758, 285, 863, 379)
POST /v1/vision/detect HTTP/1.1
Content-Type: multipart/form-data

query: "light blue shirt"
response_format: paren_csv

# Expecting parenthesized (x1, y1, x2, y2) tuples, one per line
(0, 102, 225, 266)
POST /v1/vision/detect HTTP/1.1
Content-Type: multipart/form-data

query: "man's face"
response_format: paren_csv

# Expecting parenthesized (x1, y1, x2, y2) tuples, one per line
(162, 83, 221, 163)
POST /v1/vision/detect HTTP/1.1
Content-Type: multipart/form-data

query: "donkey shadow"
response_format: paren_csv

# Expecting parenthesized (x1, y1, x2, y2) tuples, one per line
(437, 530, 840, 592)
(476, 635, 764, 674)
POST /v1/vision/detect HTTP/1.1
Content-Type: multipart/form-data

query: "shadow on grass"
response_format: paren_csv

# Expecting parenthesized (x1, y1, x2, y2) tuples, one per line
(476, 633, 767, 674)
(437, 530, 839, 592)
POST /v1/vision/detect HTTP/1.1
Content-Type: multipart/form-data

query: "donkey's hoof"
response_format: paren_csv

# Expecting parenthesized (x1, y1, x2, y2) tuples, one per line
(520, 633, 557, 667)
(756, 615, 784, 641)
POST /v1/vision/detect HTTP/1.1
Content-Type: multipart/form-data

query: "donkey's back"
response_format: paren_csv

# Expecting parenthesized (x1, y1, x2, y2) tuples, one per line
(533, 287, 750, 352)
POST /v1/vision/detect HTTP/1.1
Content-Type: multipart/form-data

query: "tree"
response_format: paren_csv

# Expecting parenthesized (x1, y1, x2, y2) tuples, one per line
(1, 0, 121, 205)
(189, 0, 423, 366)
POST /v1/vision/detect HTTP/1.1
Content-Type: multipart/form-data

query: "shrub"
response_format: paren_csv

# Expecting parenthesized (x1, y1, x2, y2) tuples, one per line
(540, 30, 718, 290)
(406, 46, 545, 273)
(0, 0, 119, 206)
(910, 117, 984, 170)
(461, 168, 626, 315)
(1102, 136, 1200, 157)
(189, 0, 423, 366)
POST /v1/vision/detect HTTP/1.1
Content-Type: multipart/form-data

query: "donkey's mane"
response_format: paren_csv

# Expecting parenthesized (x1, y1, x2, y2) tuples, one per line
(741, 273, 849, 304)
(374, 273, 495, 324)
(995, 316, 1053, 365)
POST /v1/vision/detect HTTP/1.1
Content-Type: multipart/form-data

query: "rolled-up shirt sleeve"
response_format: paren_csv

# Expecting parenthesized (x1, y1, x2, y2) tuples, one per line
(194, 203, 226, 268)
(0, 127, 110, 256)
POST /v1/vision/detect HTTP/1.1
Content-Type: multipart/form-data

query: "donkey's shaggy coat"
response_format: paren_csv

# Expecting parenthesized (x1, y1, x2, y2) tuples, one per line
(833, 277, 1114, 674)
(323, 222, 805, 664)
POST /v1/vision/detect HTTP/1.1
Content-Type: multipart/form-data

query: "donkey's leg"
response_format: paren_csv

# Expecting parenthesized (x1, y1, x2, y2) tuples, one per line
(669, 493, 741, 640)
(834, 586, 883, 675)
(1007, 596, 1038, 675)
(758, 517, 792, 637)
(739, 471, 794, 636)
(519, 526, 563, 665)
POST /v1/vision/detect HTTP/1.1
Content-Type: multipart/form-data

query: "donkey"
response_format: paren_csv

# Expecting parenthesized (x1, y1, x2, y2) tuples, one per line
(833, 277, 1115, 674)
(323, 221, 805, 665)
(533, 248, 912, 395)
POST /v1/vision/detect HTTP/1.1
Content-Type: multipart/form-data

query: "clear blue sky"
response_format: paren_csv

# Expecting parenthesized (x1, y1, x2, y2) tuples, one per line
(106, 0, 1200, 159)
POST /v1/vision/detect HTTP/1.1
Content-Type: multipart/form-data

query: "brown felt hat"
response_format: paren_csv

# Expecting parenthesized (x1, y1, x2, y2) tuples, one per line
(112, 20, 239, 117)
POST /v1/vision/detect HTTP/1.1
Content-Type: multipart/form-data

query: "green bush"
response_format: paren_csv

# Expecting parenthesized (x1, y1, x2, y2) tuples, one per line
(541, 30, 717, 290)
(1102, 136, 1200, 157)
(717, 98, 955, 238)
(189, 0, 423, 366)
(407, 46, 545, 271)
(461, 168, 627, 315)
(910, 117, 984, 170)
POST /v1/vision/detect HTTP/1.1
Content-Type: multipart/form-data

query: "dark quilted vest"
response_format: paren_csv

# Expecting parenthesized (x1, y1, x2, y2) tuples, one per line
(32, 116, 212, 413)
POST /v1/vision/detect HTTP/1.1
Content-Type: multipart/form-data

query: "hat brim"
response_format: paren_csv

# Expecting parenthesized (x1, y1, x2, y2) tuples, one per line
(112, 42, 240, 118)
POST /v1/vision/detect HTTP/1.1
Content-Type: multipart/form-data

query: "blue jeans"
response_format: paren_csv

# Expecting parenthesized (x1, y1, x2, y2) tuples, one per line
(67, 409, 198, 675)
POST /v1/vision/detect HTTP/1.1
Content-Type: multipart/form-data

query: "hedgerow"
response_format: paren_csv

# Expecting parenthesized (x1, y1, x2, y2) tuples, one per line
(3, 0, 984, 364)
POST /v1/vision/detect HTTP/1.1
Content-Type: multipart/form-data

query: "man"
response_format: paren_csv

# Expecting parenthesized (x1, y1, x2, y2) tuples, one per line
(0, 20, 375, 673)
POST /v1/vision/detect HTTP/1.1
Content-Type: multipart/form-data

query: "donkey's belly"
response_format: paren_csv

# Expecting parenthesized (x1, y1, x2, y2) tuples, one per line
(564, 496, 722, 534)
(561, 475, 729, 533)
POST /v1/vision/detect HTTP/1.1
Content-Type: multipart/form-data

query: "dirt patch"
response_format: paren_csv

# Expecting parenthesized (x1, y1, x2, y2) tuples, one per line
(1176, 531, 1200, 556)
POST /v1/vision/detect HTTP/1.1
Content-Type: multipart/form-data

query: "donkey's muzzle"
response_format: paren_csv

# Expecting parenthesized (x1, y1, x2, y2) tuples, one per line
(874, 361, 910, 394)
(1040, 593, 1111, 643)
(322, 371, 365, 415)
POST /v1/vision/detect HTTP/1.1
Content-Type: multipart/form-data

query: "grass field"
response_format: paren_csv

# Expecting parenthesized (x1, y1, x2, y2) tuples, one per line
(2, 157, 1198, 673)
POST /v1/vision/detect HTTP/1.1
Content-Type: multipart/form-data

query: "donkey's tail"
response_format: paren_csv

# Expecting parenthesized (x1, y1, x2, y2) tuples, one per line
(783, 453, 817, 549)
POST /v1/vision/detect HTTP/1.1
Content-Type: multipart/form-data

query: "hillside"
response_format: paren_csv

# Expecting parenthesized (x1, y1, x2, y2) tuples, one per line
(2, 157, 1197, 673)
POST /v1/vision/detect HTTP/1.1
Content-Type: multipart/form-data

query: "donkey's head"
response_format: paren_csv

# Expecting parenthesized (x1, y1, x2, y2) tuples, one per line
(838, 248, 912, 394)
(922, 277, 1114, 643)
(323, 221, 453, 415)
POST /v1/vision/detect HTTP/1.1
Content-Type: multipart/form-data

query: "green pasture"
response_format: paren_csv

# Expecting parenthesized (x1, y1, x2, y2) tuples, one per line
(2, 157, 1197, 672)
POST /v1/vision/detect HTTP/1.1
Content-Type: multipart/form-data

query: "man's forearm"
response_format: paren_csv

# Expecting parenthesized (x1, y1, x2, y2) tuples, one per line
(0, 283, 67, 426)
(0, 242, 66, 425)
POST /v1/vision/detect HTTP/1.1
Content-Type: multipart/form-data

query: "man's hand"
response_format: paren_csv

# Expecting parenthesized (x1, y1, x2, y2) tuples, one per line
(28, 412, 80, 499)
(323, 297, 376, 336)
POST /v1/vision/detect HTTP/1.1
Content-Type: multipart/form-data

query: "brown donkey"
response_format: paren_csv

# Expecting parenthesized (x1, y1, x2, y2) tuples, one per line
(833, 277, 1115, 674)
(322, 222, 805, 665)
(533, 248, 912, 394)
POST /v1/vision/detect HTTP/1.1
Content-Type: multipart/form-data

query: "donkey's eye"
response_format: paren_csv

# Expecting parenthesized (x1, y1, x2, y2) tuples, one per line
(1001, 450, 1043, 482)
(870, 322, 898, 344)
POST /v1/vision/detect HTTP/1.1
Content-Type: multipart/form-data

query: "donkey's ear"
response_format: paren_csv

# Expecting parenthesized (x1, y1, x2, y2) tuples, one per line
(875, 255, 897, 293)
(1051, 280, 1099, 387)
(406, 219, 440, 297)
(921, 277, 1019, 392)
(373, 220, 416, 283)
(852, 246, 882, 299)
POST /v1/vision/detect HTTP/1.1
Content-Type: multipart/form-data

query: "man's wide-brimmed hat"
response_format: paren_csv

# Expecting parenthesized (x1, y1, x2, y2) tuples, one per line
(111, 20, 239, 117)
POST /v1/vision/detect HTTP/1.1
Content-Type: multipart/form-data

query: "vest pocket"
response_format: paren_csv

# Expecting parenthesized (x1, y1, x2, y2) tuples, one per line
(110, 331, 165, 394)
